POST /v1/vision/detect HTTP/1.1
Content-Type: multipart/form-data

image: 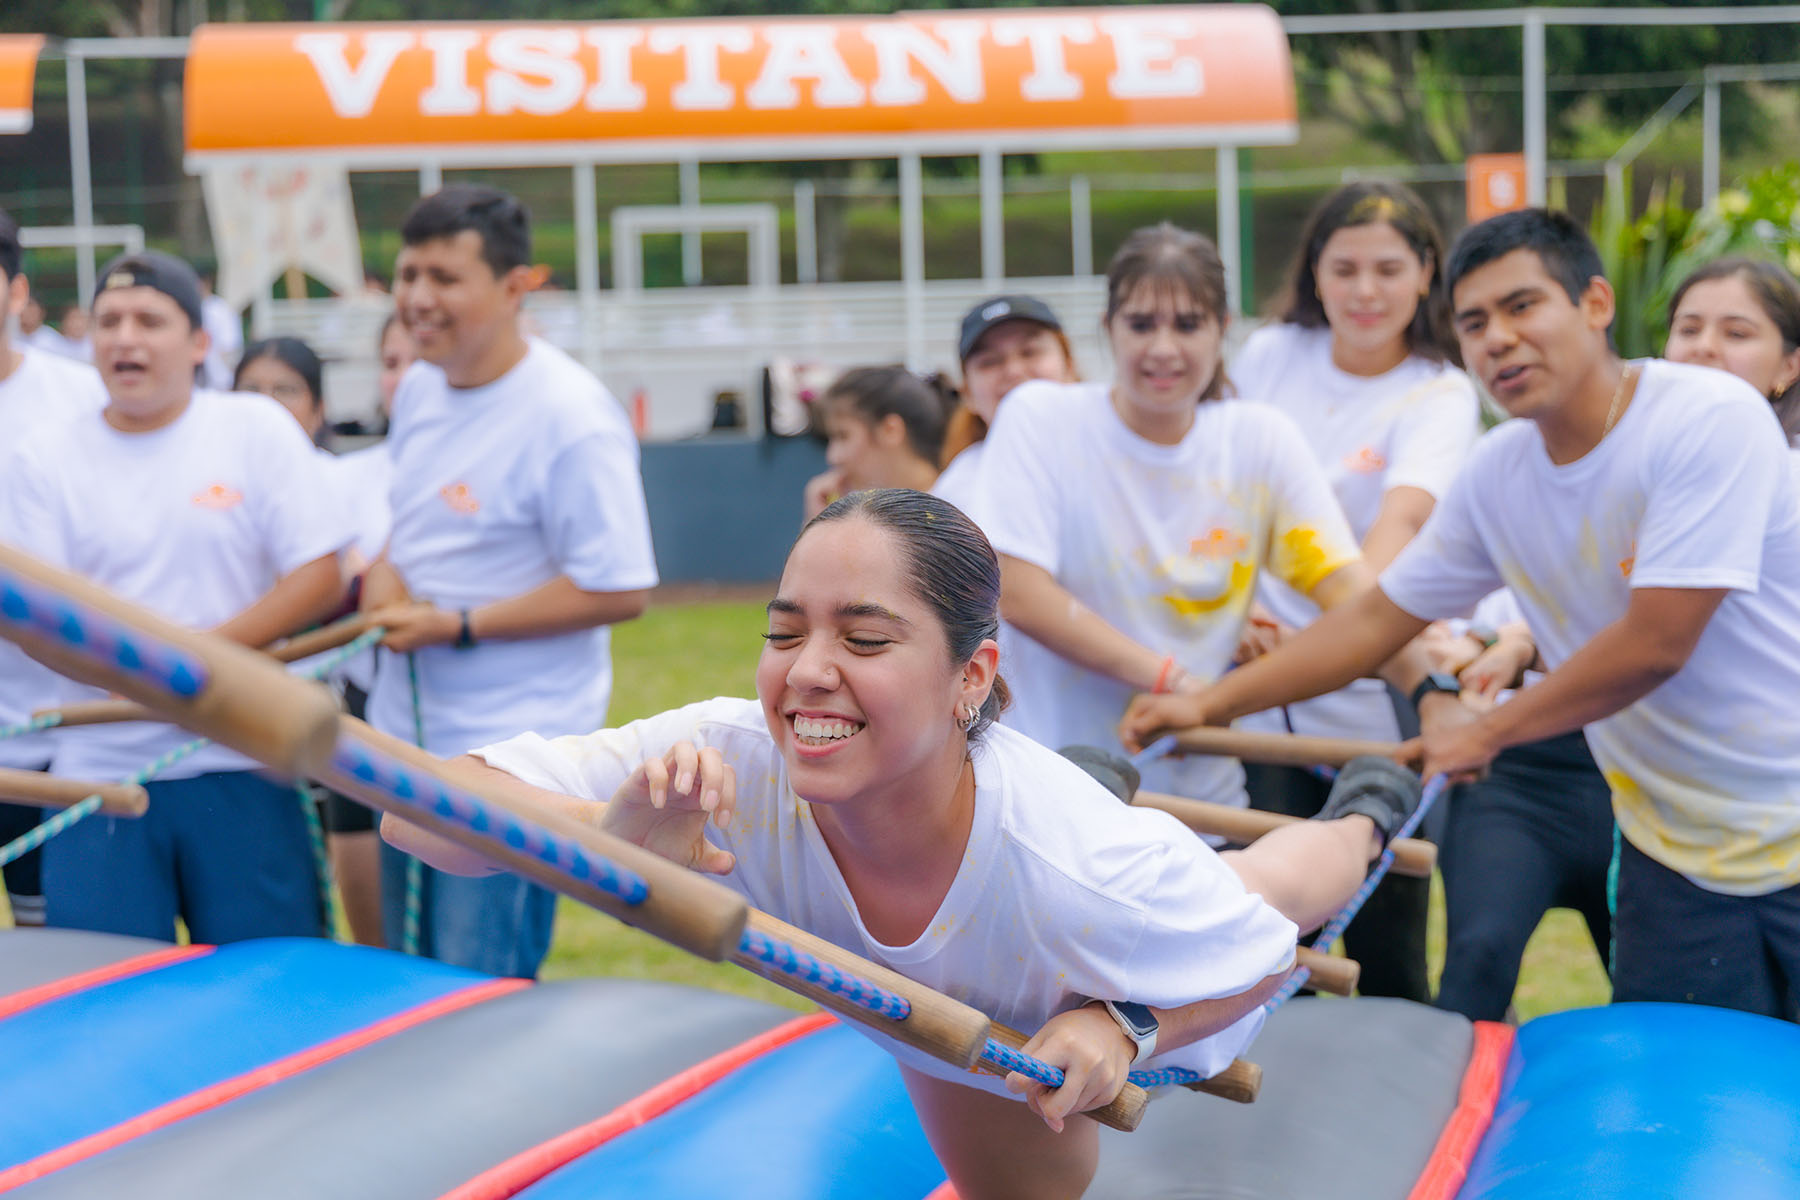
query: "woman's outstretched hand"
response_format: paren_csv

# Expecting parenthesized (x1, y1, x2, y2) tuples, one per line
(599, 741, 737, 875)
(1004, 1003, 1136, 1133)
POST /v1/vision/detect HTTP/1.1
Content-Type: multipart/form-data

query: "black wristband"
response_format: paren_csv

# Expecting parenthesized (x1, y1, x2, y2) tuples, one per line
(454, 608, 476, 650)
(1409, 672, 1460, 710)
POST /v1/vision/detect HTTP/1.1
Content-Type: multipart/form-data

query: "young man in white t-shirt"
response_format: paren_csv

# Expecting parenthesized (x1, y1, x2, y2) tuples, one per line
(1, 250, 350, 944)
(362, 185, 658, 978)
(0, 208, 109, 927)
(1124, 209, 1800, 1020)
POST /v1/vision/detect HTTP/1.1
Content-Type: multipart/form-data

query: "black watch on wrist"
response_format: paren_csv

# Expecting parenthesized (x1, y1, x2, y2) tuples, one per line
(1409, 672, 1460, 711)
(454, 608, 476, 650)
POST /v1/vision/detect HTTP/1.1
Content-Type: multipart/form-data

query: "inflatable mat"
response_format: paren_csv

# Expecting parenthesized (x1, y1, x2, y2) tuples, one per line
(0, 929, 1796, 1199)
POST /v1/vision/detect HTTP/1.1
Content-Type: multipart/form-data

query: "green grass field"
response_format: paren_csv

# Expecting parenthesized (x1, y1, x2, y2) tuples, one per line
(543, 598, 1613, 1022)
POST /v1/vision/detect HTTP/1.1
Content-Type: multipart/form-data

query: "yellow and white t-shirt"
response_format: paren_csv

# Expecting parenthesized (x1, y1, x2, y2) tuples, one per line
(970, 380, 1360, 805)
(1382, 360, 1800, 896)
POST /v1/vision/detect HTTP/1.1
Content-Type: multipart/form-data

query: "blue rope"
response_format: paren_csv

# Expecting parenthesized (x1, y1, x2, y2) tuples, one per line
(1262, 773, 1449, 1013)
(977, 1036, 1201, 1092)
(297, 782, 337, 937)
(0, 734, 212, 868)
(0, 711, 63, 742)
(291, 626, 387, 682)
(401, 652, 427, 955)
(330, 738, 651, 907)
(0, 573, 208, 699)
(1127, 734, 1179, 771)
(736, 928, 913, 1021)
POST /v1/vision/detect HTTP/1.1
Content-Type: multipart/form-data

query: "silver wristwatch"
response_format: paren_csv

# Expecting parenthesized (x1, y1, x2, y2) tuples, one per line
(1097, 999, 1159, 1065)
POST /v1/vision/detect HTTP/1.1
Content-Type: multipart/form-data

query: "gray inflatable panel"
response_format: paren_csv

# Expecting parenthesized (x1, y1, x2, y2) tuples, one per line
(13, 978, 797, 1200)
(1088, 997, 1473, 1200)
(0, 928, 175, 997)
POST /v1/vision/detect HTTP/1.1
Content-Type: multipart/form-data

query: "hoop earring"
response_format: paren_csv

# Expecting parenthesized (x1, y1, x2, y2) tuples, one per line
(961, 704, 981, 733)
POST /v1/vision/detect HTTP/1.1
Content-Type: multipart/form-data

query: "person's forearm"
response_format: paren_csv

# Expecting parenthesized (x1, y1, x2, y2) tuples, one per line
(1468, 619, 1688, 754)
(212, 555, 345, 648)
(360, 555, 410, 611)
(1358, 486, 1434, 575)
(470, 577, 650, 642)
(1206, 585, 1424, 723)
(999, 556, 1167, 691)
(1145, 967, 1292, 1054)
(380, 752, 603, 876)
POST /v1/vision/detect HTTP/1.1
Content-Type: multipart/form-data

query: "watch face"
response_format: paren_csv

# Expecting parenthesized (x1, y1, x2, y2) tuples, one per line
(1113, 1001, 1157, 1037)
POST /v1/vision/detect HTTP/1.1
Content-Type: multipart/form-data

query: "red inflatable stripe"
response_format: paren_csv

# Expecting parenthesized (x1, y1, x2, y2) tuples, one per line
(1406, 1020, 1516, 1200)
(0, 976, 526, 1192)
(440, 1010, 838, 1200)
(0, 945, 212, 1022)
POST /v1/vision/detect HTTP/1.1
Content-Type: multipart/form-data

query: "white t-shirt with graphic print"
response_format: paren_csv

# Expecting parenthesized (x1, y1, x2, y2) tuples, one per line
(969, 381, 1361, 805)
(474, 696, 1298, 1095)
(1, 390, 351, 781)
(365, 339, 659, 758)
(1233, 323, 1481, 743)
(0, 348, 109, 768)
(1380, 359, 1800, 896)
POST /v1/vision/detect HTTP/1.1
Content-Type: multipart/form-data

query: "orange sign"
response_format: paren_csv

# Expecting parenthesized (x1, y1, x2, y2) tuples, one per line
(0, 36, 43, 135)
(184, 8, 1296, 162)
(1466, 153, 1527, 224)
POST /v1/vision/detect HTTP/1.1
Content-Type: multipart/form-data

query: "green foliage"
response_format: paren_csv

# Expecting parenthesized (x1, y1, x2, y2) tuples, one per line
(1590, 170, 1693, 358)
(1593, 164, 1800, 358)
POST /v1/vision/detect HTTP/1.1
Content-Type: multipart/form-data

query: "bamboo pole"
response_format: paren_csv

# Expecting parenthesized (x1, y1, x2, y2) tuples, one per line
(0, 768, 146, 817)
(0, 543, 339, 776)
(1134, 791, 1437, 878)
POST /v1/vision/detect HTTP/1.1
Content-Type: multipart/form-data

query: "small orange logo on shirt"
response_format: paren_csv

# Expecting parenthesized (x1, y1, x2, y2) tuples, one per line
(191, 483, 243, 511)
(1343, 446, 1387, 474)
(1619, 550, 1636, 579)
(440, 483, 481, 515)
(1189, 528, 1247, 559)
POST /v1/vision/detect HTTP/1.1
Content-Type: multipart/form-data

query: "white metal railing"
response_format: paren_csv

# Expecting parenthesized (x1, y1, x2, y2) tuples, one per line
(266, 275, 1114, 440)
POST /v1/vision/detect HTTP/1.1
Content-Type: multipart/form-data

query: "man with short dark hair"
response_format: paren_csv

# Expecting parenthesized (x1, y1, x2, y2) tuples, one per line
(1124, 208, 1800, 1019)
(1, 249, 350, 943)
(0, 208, 108, 927)
(364, 185, 657, 977)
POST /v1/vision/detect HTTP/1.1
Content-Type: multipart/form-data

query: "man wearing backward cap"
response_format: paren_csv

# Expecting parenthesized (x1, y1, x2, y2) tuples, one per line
(0, 250, 354, 944)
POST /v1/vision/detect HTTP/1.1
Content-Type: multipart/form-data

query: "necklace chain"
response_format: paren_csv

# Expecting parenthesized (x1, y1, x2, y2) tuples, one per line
(1602, 363, 1637, 437)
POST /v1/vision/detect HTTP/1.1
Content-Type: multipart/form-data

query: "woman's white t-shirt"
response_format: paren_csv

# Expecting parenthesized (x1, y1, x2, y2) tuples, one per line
(1, 390, 352, 781)
(475, 697, 1298, 1095)
(969, 381, 1361, 804)
(1381, 360, 1800, 896)
(1233, 324, 1481, 742)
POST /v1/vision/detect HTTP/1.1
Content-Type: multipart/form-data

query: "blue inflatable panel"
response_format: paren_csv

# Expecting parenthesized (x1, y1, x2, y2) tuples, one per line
(516, 1021, 948, 1200)
(0, 937, 488, 1173)
(1458, 1003, 1800, 1200)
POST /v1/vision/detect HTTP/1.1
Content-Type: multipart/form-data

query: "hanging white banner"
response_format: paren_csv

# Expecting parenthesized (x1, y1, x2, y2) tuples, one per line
(203, 162, 363, 310)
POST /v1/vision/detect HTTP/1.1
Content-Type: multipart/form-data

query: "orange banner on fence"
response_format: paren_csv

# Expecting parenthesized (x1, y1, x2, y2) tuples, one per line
(0, 36, 43, 136)
(184, 8, 1295, 160)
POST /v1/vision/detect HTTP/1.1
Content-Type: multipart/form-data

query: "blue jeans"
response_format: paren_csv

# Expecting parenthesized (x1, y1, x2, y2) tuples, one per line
(379, 838, 556, 979)
(44, 771, 323, 944)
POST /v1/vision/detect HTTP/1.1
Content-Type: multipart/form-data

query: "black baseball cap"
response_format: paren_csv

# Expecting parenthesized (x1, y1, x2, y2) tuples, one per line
(957, 294, 1062, 363)
(93, 250, 205, 329)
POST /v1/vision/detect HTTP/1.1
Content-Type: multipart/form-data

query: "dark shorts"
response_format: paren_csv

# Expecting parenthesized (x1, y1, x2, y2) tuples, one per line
(43, 770, 324, 944)
(0, 769, 49, 923)
(1612, 837, 1800, 1020)
(323, 682, 376, 835)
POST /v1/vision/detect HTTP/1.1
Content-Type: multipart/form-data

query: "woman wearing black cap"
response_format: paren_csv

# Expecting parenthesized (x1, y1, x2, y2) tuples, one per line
(932, 295, 1079, 515)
